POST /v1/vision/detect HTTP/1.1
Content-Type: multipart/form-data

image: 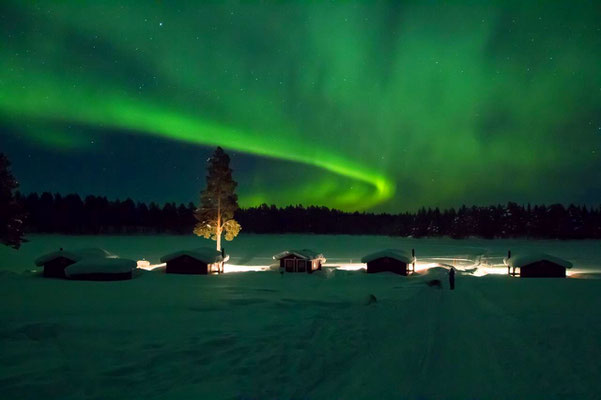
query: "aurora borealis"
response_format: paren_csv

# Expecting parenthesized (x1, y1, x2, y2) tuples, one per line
(1, 1, 600, 211)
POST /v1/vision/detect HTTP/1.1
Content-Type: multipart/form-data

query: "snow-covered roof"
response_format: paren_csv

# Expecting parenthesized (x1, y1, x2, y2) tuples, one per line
(35, 248, 115, 266)
(160, 248, 229, 264)
(504, 253, 573, 269)
(361, 249, 415, 264)
(273, 249, 325, 261)
(65, 258, 137, 277)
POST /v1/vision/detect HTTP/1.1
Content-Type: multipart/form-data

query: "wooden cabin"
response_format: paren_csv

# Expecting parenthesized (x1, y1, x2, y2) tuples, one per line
(504, 251, 572, 278)
(34, 248, 113, 278)
(361, 249, 416, 275)
(65, 258, 136, 281)
(273, 249, 325, 273)
(160, 248, 228, 275)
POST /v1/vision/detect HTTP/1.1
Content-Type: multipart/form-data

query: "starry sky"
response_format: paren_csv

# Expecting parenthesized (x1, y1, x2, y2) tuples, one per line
(1, 1, 600, 212)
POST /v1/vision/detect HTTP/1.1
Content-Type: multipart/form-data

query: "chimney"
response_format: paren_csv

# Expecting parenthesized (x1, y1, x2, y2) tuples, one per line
(507, 250, 511, 259)
(412, 248, 415, 258)
(221, 247, 225, 258)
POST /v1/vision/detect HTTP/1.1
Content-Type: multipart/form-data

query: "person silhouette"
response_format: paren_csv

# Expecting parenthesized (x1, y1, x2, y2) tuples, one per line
(449, 267, 456, 290)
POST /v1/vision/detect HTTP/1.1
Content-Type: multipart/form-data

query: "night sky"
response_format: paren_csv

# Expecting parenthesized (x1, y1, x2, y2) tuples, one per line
(1, 1, 600, 212)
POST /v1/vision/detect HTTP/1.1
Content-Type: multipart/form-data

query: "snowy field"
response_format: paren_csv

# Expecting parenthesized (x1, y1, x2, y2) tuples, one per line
(1, 234, 601, 399)
(2, 233, 601, 274)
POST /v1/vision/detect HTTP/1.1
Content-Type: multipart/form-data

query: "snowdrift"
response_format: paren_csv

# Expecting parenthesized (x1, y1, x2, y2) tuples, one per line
(65, 258, 136, 281)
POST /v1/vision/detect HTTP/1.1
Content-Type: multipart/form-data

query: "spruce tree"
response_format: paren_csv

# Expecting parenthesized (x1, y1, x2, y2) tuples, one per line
(194, 147, 241, 251)
(0, 153, 26, 249)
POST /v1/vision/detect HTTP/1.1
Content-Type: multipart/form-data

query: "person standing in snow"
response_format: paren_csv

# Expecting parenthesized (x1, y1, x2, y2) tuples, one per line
(449, 267, 456, 290)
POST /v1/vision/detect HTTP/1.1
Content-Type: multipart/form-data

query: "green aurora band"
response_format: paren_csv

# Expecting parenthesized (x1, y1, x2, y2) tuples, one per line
(1, 1, 600, 211)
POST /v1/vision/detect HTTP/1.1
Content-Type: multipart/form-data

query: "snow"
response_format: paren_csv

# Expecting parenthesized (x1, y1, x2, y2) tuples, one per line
(361, 249, 415, 264)
(6, 233, 601, 274)
(1, 234, 601, 398)
(273, 248, 325, 261)
(64, 257, 137, 277)
(160, 247, 229, 264)
(34, 247, 115, 266)
(504, 253, 573, 269)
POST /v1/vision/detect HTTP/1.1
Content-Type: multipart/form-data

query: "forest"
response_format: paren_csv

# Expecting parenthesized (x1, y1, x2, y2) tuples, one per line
(16, 192, 601, 239)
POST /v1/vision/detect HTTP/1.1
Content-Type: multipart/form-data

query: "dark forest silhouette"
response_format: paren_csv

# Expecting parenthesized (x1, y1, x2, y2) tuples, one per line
(16, 192, 601, 239)
(0, 153, 26, 248)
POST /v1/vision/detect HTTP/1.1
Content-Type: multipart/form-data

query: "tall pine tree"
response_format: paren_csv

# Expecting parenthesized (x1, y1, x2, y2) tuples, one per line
(0, 153, 26, 249)
(194, 147, 241, 251)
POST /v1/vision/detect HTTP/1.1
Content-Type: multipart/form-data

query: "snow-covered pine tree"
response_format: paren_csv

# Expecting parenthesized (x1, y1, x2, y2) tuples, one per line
(193, 147, 241, 251)
(0, 153, 26, 249)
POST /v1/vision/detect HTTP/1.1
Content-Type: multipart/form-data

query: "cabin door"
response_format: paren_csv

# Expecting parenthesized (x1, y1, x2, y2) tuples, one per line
(284, 259, 294, 272)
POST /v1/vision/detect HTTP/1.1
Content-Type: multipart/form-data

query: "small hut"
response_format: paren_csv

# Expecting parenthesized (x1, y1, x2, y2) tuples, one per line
(160, 248, 228, 275)
(504, 251, 572, 278)
(361, 249, 416, 275)
(65, 258, 136, 281)
(35, 248, 114, 278)
(273, 249, 325, 273)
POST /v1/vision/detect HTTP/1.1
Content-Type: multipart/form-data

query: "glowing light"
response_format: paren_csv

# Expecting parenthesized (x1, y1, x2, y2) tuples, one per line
(138, 262, 166, 271)
(469, 266, 509, 277)
(332, 263, 366, 271)
(3, 3, 599, 210)
(223, 264, 272, 273)
(329, 261, 438, 272)
(414, 262, 439, 272)
(0, 68, 394, 210)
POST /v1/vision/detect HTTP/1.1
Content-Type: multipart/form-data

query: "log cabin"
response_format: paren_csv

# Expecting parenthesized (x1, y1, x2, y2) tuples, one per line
(361, 249, 416, 275)
(504, 251, 572, 278)
(160, 248, 229, 274)
(34, 248, 114, 278)
(273, 249, 325, 273)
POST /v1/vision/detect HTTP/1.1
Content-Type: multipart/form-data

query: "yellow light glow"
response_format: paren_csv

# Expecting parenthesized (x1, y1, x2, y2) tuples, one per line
(223, 264, 272, 273)
(333, 263, 366, 271)
(138, 262, 166, 271)
(469, 266, 508, 277)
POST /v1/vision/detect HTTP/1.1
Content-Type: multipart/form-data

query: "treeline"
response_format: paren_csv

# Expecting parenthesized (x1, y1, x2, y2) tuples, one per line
(238, 203, 601, 239)
(16, 192, 601, 239)
(17, 193, 196, 234)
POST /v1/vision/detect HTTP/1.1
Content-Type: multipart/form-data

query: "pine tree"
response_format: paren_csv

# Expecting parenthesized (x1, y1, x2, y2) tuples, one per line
(0, 153, 26, 249)
(194, 147, 241, 251)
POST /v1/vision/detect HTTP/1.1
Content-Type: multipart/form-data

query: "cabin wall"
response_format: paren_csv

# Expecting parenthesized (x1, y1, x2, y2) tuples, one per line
(208, 262, 224, 274)
(68, 271, 133, 281)
(280, 256, 315, 273)
(43, 257, 77, 278)
(166, 255, 209, 275)
(366, 257, 408, 275)
(520, 261, 566, 278)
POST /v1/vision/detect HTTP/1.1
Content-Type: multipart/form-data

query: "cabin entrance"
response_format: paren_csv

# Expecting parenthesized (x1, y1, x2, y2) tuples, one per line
(284, 258, 308, 272)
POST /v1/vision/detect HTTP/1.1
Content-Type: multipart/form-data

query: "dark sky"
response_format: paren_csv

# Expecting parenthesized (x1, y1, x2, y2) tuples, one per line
(1, 1, 600, 211)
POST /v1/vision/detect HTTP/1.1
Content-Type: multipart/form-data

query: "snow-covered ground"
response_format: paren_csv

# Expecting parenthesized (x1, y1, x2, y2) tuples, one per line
(1, 234, 601, 399)
(2, 233, 601, 274)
